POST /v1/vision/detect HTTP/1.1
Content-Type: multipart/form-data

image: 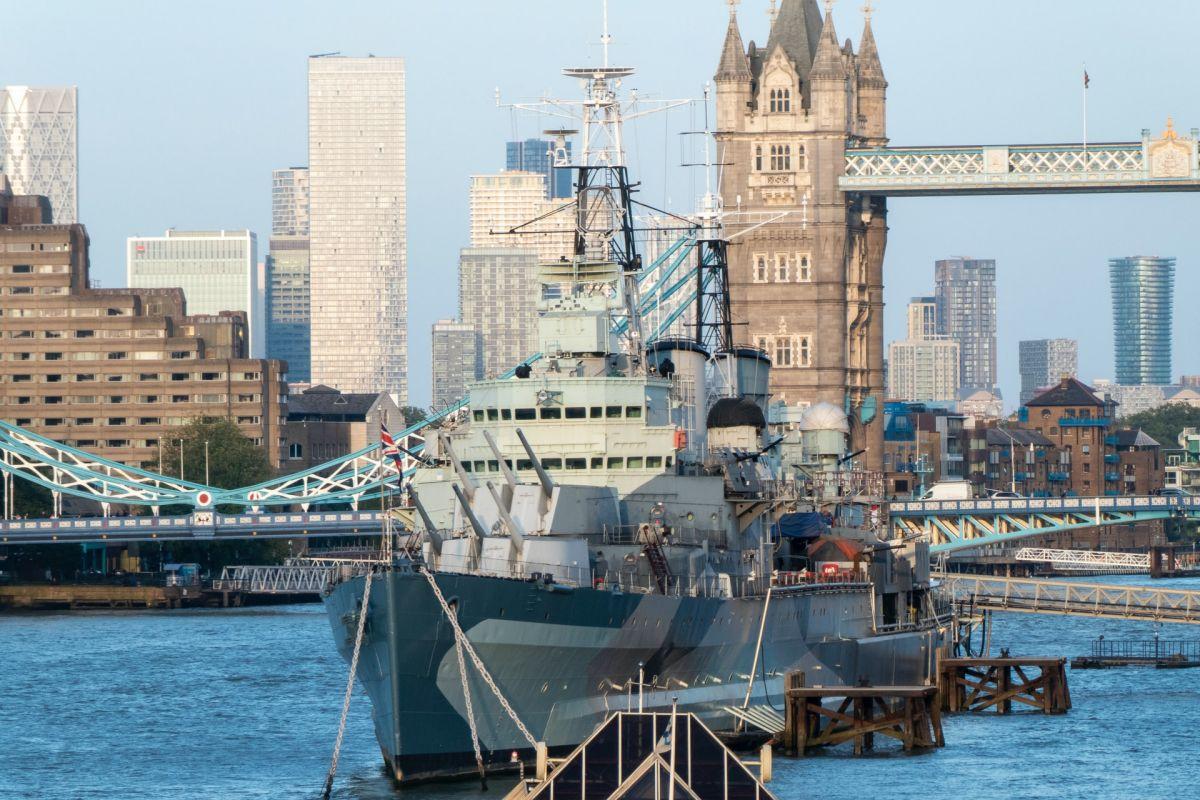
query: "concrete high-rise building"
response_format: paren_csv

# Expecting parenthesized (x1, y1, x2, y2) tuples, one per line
(127, 229, 263, 357)
(935, 257, 997, 390)
(715, 0, 889, 466)
(459, 247, 539, 378)
(888, 297, 958, 403)
(0, 189, 286, 467)
(272, 167, 309, 237)
(0, 86, 78, 223)
(506, 138, 573, 199)
(906, 296, 937, 340)
(887, 339, 960, 404)
(1019, 338, 1078, 405)
(267, 168, 311, 383)
(308, 56, 407, 399)
(431, 319, 477, 409)
(468, 172, 571, 262)
(1110, 256, 1174, 386)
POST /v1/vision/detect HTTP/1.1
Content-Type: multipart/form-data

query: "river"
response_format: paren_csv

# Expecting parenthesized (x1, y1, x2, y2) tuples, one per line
(2, 574, 1198, 799)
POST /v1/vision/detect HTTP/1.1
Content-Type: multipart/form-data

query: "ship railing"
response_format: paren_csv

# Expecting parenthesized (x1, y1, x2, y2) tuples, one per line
(771, 568, 870, 587)
(600, 524, 727, 549)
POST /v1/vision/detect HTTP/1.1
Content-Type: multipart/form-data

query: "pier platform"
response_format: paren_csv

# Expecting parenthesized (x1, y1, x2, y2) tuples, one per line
(0, 582, 191, 610)
(780, 673, 944, 756)
(939, 656, 1070, 714)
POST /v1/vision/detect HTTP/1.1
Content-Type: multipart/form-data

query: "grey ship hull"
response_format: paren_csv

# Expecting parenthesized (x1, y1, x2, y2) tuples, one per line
(324, 568, 946, 784)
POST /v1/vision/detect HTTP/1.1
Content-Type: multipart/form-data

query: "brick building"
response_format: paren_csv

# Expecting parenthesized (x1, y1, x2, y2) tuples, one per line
(1023, 377, 1118, 497)
(0, 184, 287, 468)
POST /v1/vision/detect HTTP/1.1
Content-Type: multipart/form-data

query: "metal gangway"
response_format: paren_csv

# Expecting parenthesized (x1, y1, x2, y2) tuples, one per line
(1014, 547, 1150, 573)
(938, 573, 1200, 624)
(213, 561, 356, 595)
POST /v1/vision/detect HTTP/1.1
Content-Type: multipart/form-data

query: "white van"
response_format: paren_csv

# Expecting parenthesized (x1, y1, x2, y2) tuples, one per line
(919, 481, 974, 501)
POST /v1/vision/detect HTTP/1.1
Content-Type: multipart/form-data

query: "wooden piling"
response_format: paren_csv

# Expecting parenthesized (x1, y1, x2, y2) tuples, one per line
(781, 678, 944, 756)
(939, 657, 1070, 715)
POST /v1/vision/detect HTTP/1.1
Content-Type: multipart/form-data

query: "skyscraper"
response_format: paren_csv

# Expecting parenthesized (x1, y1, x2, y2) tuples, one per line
(267, 168, 311, 383)
(887, 297, 959, 403)
(1110, 256, 1174, 386)
(935, 257, 997, 390)
(127, 229, 263, 356)
(506, 138, 573, 199)
(1019, 338, 1078, 405)
(468, 172, 571, 261)
(431, 319, 477, 409)
(459, 247, 540, 378)
(308, 56, 407, 399)
(0, 86, 78, 223)
(906, 296, 937, 340)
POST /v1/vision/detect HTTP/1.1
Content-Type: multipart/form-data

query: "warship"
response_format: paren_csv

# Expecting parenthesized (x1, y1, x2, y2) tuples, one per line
(323, 32, 949, 786)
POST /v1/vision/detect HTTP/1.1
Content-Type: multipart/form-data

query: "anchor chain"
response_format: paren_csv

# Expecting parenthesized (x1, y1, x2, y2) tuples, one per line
(453, 609, 487, 787)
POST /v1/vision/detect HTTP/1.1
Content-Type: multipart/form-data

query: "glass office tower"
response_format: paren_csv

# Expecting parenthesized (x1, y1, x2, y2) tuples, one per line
(1110, 256, 1174, 386)
(0, 86, 78, 223)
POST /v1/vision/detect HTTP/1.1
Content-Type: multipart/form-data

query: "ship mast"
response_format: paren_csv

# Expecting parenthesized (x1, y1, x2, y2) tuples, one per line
(499, 0, 687, 373)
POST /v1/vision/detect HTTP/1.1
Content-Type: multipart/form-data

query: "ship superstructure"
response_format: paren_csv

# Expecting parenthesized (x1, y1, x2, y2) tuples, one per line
(323, 24, 947, 785)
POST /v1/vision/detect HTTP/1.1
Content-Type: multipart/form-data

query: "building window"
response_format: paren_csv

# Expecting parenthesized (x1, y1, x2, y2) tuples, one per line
(797, 254, 811, 282)
(795, 144, 806, 170)
(753, 254, 768, 283)
(289, 443, 303, 460)
(762, 334, 812, 368)
(775, 254, 790, 282)
(754, 145, 763, 172)
(769, 144, 792, 171)
(775, 336, 793, 367)
(768, 88, 791, 113)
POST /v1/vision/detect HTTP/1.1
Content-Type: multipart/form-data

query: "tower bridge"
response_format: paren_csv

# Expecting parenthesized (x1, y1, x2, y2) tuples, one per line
(714, 1, 1197, 468)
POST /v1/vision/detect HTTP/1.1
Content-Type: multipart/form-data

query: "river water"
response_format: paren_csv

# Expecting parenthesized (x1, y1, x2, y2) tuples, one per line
(2, 575, 1198, 799)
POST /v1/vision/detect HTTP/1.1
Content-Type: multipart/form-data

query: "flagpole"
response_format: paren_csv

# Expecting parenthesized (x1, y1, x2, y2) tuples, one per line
(1082, 63, 1089, 172)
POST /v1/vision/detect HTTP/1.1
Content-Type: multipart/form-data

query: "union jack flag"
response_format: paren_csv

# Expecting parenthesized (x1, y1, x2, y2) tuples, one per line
(380, 423, 405, 470)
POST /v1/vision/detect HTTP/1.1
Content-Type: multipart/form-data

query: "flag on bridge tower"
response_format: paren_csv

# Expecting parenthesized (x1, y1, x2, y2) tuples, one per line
(1083, 68, 1090, 89)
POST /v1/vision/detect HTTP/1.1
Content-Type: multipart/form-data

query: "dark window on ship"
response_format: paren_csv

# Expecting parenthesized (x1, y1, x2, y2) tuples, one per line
(590, 406, 603, 418)
(646, 456, 663, 469)
(515, 408, 536, 421)
(565, 458, 586, 470)
(627, 457, 644, 469)
(607, 457, 624, 469)
(517, 459, 533, 471)
(487, 460, 499, 472)
(625, 406, 642, 419)
(591, 456, 604, 469)
(665, 457, 673, 468)
(487, 409, 499, 421)
(472, 461, 486, 472)
(501, 409, 512, 420)
(565, 407, 586, 419)
(473, 410, 484, 422)
(542, 458, 563, 470)
(605, 406, 622, 419)
(462, 462, 472, 472)
(539, 407, 561, 420)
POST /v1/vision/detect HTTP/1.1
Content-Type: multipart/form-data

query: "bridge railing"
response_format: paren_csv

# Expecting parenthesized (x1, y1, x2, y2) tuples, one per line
(891, 494, 1193, 516)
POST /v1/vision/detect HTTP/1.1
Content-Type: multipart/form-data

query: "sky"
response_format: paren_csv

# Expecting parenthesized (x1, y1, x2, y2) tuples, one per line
(4, 0, 1200, 408)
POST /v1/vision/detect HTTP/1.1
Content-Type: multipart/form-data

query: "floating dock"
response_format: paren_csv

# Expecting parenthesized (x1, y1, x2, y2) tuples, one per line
(0, 582, 192, 609)
(1071, 638, 1200, 669)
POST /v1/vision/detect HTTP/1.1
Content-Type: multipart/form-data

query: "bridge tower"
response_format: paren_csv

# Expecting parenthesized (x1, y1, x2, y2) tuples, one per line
(715, 0, 887, 468)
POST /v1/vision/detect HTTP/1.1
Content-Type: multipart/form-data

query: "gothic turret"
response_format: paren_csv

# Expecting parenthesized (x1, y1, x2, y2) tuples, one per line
(856, 11, 887, 141)
(714, 3, 753, 132)
(808, 4, 848, 130)
(765, 0, 823, 80)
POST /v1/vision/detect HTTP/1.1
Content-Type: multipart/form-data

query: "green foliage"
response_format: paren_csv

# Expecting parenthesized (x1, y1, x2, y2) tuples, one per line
(153, 416, 272, 491)
(399, 405, 429, 427)
(1119, 405, 1200, 449)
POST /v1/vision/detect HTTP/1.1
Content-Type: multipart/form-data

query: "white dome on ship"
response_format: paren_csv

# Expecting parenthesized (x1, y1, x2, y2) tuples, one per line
(798, 401, 850, 434)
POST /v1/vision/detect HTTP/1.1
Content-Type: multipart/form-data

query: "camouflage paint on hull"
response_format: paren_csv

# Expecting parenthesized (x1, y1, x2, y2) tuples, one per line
(323, 569, 945, 784)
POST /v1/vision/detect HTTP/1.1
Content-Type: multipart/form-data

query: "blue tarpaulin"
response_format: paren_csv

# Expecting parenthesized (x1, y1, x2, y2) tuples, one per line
(772, 512, 827, 540)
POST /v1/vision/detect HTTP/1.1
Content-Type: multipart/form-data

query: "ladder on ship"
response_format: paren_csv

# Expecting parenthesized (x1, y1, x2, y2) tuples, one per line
(640, 525, 672, 594)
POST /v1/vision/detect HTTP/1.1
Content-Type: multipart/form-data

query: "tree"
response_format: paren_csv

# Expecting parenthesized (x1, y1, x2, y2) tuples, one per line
(399, 405, 429, 427)
(1119, 404, 1200, 449)
(147, 417, 289, 572)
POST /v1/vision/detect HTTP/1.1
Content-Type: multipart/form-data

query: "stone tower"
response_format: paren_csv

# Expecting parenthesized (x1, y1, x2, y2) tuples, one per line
(715, 0, 888, 468)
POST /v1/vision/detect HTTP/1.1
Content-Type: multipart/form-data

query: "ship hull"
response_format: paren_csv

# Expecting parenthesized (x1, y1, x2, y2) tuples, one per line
(324, 568, 946, 784)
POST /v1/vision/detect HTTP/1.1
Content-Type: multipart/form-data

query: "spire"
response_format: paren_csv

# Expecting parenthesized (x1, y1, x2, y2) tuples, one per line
(765, 0, 824, 77)
(715, 1, 752, 82)
(857, 3, 886, 85)
(808, 2, 846, 80)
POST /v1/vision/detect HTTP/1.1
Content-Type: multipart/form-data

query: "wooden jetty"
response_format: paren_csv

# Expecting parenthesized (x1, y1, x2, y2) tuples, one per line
(0, 582, 189, 609)
(780, 673, 944, 756)
(939, 656, 1070, 714)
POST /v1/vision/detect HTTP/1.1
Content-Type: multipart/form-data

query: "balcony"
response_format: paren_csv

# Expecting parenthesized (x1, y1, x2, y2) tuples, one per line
(1016, 472, 1035, 481)
(1105, 472, 1120, 482)
(1104, 453, 1119, 464)
(1059, 417, 1111, 428)
(1104, 435, 1118, 446)
(1048, 471, 1069, 482)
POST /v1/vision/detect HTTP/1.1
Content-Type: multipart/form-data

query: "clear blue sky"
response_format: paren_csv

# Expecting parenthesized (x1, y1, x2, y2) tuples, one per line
(5, 0, 1199, 408)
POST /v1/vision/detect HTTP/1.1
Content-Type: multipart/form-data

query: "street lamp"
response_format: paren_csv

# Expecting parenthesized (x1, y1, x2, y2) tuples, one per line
(204, 440, 210, 486)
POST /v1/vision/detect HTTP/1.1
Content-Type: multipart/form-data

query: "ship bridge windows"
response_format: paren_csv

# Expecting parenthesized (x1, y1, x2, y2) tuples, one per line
(539, 407, 562, 420)
(515, 408, 536, 421)
(607, 457, 624, 469)
(566, 406, 586, 420)
(626, 405, 642, 419)
(501, 409, 512, 420)
(565, 457, 587, 470)
(473, 410, 484, 422)
(487, 409, 499, 421)
(605, 406, 622, 419)
(646, 456, 663, 469)
(627, 457, 644, 469)
(590, 406, 603, 418)
(591, 456, 604, 469)
(542, 458, 563, 470)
